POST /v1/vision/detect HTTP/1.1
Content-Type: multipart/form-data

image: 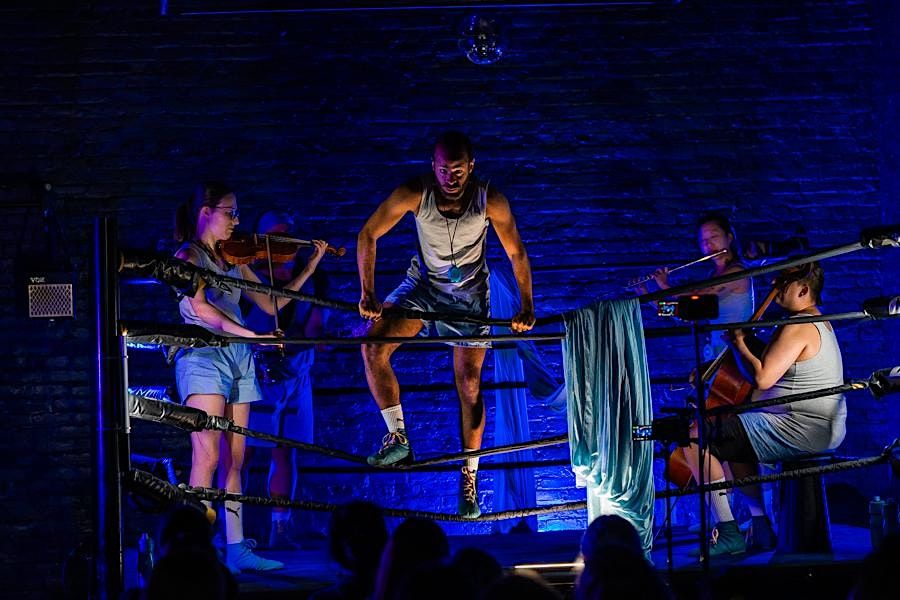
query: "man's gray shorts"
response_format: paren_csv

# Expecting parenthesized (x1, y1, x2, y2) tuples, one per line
(385, 277, 491, 348)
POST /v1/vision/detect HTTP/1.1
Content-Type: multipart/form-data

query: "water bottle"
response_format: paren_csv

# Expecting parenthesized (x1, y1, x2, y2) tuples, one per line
(870, 497, 900, 550)
(137, 532, 155, 588)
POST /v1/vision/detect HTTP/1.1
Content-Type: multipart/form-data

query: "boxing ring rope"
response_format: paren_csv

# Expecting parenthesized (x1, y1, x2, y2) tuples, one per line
(99, 219, 898, 593)
(654, 440, 899, 500)
(128, 392, 569, 467)
(120, 299, 897, 351)
(123, 441, 899, 520)
(120, 223, 898, 325)
(129, 354, 895, 470)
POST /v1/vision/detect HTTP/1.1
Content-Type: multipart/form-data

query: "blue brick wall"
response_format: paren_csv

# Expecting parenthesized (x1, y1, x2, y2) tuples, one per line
(1, 1, 898, 596)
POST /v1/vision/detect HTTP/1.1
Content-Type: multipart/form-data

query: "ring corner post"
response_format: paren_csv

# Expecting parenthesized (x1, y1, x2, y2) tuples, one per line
(94, 216, 128, 599)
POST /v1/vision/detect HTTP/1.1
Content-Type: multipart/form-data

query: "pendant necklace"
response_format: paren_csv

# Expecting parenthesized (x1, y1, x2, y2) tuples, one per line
(445, 216, 463, 283)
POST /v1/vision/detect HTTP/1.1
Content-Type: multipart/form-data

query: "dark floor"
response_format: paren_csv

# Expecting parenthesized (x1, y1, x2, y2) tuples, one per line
(228, 524, 872, 599)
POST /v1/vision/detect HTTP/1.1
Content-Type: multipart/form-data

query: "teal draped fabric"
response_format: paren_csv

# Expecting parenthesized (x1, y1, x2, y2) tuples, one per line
(563, 298, 655, 553)
(490, 265, 565, 532)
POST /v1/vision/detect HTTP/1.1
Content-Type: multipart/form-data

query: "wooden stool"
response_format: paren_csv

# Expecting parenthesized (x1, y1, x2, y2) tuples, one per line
(776, 455, 833, 555)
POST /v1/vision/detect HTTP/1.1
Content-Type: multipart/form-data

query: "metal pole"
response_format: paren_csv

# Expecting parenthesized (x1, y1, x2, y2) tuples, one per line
(94, 217, 127, 598)
(693, 323, 710, 570)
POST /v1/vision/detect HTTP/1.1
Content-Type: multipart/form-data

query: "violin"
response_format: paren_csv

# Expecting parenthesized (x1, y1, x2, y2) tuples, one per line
(217, 232, 346, 265)
(665, 284, 779, 489)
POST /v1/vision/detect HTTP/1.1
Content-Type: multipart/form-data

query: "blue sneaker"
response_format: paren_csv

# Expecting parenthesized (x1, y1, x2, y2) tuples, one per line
(707, 520, 746, 559)
(226, 539, 284, 572)
(459, 467, 481, 519)
(367, 429, 413, 466)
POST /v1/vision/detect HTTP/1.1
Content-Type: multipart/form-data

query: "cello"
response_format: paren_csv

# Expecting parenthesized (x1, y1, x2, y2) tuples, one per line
(665, 284, 779, 488)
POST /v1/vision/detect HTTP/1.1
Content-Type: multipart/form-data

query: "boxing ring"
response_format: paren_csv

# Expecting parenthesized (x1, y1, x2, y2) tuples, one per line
(93, 217, 899, 596)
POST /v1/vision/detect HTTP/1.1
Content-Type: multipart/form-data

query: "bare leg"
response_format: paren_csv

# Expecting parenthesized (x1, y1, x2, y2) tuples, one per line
(681, 421, 726, 484)
(220, 402, 250, 494)
(186, 394, 226, 488)
(218, 403, 250, 545)
(241, 445, 256, 493)
(730, 461, 766, 515)
(682, 421, 733, 525)
(361, 316, 423, 410)
(453, 346, 488, 451)
(270, 446, 295, 505)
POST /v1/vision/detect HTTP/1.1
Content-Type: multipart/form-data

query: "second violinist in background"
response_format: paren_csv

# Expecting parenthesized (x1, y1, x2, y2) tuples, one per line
(242, 209, 329, 550)
(638, 213, 755, 360)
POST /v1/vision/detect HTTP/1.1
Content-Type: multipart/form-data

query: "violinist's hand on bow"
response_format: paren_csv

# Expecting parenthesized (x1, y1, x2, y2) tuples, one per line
(359, 291, 383, 321)
(511, 308, 536, 333)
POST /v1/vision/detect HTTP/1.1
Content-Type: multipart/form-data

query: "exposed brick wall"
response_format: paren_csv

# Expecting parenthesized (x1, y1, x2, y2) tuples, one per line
(1, 0, 897, 596)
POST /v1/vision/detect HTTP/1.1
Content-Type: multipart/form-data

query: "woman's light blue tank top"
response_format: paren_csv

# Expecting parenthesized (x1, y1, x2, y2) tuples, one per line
(177, 241, 246, 332)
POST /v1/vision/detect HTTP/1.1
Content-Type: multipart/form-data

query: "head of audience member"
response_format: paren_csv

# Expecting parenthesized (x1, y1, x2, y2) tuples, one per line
(373, 517, 450, 600)
(329, 500, 388, 577)
(580, 514, 643, 561)
(158, 505, 215, 557)
(576, 546, 672, 600)
(451, 547, 503, 593)
(395, 563, 476, 600)
(148, 547, 237, 600)
(481, 572, 562, 600)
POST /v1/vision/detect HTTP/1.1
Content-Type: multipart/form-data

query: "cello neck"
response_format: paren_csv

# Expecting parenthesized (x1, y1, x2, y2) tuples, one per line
(700, 285, 779, 383)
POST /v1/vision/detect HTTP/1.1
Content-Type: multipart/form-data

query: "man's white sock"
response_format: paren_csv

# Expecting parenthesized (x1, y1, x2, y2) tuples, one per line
(381, 405, 405, 433)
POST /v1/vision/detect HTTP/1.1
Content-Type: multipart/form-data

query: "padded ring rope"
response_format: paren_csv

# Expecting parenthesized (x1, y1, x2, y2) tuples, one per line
(119, 226, 896, 332)
(121, 321, 564, 348)
(128, 440, 895, 521)
(120, 250, 547, 327)
(706, 381, 869, 417)
(129, 393, 368, 464)
(400, 434, 569, 468)
(181, 482, 588, 522)
(296, 459, 572, 474)
(655, 441, 897, 499)
(129, 393, 569, 467)
(121, 302, 895, 352)
(645, 301, 899, 340)
(639, 240, 869, 303)
(127, 469, 588, 523)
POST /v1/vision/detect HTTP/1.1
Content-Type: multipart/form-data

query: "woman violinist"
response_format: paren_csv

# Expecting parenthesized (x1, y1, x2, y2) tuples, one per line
(172, 182, 327, 573)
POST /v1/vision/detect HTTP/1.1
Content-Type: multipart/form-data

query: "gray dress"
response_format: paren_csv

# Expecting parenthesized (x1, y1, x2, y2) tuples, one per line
(738, 320, 846, 462)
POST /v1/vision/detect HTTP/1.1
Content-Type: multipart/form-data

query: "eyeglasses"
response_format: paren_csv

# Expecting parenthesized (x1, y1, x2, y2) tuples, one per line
(213, 206, 240, 220)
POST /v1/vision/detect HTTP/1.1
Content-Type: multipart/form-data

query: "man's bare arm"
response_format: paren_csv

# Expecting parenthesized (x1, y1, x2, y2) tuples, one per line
(486, 189, 535, 332)
(357, 183, 421, 318)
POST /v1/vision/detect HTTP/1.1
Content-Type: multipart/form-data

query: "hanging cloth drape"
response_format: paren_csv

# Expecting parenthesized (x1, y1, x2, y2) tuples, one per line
(563, 298, 655, 554)
(490, 265, 565, 532)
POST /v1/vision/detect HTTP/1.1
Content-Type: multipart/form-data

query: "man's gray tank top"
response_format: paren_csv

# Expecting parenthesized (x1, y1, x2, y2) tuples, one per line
(177, 241, 247, 331)
(738, 320, 847, 462)
(409, 176, 490, 296)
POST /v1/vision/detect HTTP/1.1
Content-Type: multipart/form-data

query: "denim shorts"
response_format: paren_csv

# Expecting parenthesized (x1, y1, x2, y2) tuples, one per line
(175, 343, 262, 404)
(385, 277, 491, 348)
(247, 372, 314, 447)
